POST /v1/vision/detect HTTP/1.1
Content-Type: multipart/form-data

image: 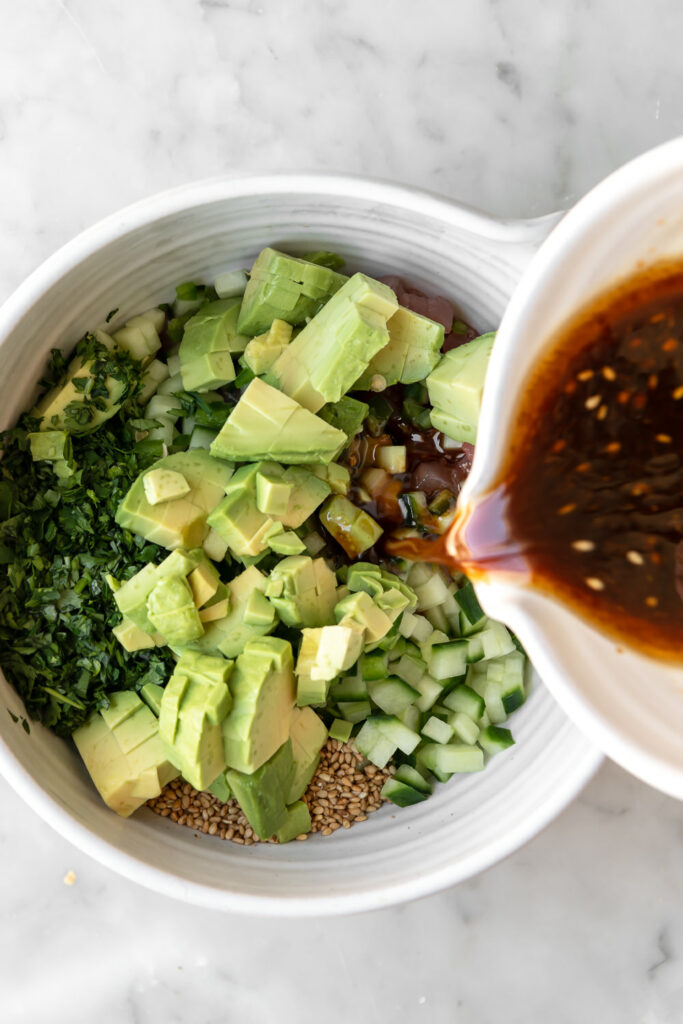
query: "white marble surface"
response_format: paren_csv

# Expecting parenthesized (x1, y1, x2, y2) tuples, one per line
(1, 1, 683, 1021)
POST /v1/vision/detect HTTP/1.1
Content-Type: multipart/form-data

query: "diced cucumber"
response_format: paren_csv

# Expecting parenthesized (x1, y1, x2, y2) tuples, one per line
(393, 652, 427, 687)
(338, 700, 372, 723)
(328, 718, 353, 743)
(443, 684, 484, 720)
(415, 572, 450, 611)
(397, 704, 420, 732)
(424, 605, 449, 632)
(214, 269, 248, 298)
(459, 609, 489, 636)
(447, 710, 480, 745)
(375, 714, 421, 755)
(478, 724, 515, 755)
(454, 581, 485, 624)
(355, 719, 396, 769)
(381, 777, 429, 807)
(368, 677, 420, 715)
(465, 633, 485, 663)
(428, 640, 468, 680)
(359, 651, 389, 681)
(421, 716, 454, 744)
(412, 673, 443, 712)
(399, 611, 433, 643)
(330, 674, 368, 702)
(296, 675, 330, 707)
(478, 620, 515, 660)
(420, 742, 484, 775)
(394, 763, 432, 795)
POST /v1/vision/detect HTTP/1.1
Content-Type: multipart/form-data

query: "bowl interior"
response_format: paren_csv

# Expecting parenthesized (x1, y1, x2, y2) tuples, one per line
(0, 179, 600, 914)
(463, 140, 683, 800)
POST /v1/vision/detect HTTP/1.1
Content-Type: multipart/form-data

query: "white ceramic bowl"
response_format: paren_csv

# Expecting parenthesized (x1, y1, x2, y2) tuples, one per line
(0, 175, 600, 915)
(465, 139, 683, 802)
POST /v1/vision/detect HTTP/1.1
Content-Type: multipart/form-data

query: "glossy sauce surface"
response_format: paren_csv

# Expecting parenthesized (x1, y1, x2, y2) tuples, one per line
(454, 263, 683, 659)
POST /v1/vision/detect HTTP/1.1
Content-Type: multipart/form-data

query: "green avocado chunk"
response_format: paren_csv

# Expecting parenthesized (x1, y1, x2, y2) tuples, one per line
(265, 273, 398, 412)
(222, 636, 296, 774)
(318, 396, 369, 440)
(265, 555, 337, 628)
(275, 800, 312, 843)
(73, 691, 179, 817)
(209, 378, 346, 465)
(426, 332, 495, 444)
(146, 575, 204, 647)
(287, 706, 328, 802)
(242, 318, 293, 375)
(181, 565, 277, 658)
(237, 248, 347, 336)
(226, 739, 295, 839)
(158, 653, 233, 791)
(116, 449, 234, 551)
(27, 429, 72, 462)
(114, 548, 203, 633)
(319, 495, 383, 558)
(34, 331, 128, 434)
(179, 299, 246, 392)
(355, 305, 444, 388)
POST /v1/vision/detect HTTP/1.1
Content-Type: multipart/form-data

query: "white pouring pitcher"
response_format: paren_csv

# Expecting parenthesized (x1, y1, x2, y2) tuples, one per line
(463, 137, 683, 801)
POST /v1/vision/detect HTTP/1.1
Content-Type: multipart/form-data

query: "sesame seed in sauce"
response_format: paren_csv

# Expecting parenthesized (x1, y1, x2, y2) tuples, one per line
(577, 369, 594, 381)
(602, 366, 617, 381)
(585, 577, 605, 591)
(626, 550, 645, 565)
(572, 540, 595, 552)
(645, 596, 659, 608)
(584, 394, 602, 410)
(558, 502, 577, 515)
(596, 404, 608, 420)
(655, 433, 672, 443)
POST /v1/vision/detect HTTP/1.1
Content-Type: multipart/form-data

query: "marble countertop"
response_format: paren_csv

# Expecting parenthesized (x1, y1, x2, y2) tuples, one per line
(2, 1, 682, 1021)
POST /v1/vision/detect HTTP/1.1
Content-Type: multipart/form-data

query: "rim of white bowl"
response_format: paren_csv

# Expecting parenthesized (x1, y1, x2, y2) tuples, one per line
(0, 173, 602, 915)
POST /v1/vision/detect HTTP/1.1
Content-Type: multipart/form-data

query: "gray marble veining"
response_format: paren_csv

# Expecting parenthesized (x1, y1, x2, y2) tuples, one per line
(1, 1, 683, 1021)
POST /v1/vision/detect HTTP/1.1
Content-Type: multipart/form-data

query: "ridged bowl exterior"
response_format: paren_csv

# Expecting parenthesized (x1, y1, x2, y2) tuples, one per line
(0, 176, 601, 915)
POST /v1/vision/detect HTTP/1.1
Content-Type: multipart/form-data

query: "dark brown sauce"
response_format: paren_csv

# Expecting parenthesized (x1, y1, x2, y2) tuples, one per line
(447, 262, 683, 660)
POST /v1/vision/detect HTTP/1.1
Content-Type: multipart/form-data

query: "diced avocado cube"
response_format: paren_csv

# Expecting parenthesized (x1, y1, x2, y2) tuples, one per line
(309, 462, 350, 496)
(275, 800, 312, 843)
(207, 770, 233, 802)
(222, 637, 295, 774)
(288, 706, 327, 802)
(207, 485, 277, 558)
(33, 333, 127, 435)
(255, 465, 293, 517)
(28, 429, 71, 462)
(179, 298, 246, 392)
(146, 575, 204, 647)
(114, 563, 160, 633)
(297, 624, 364, 683)
(426, 332, 495, 444)
(210, 378, 346, 465)
(116, 450, 234, 551)
(159, 667, 232, 791)
(328, 718, 353, 743)
(139, 358, 170, 403)
(175, 650, 233, 689)
(268, 531, 306, 555)
(266, 555, 337, 628)
(188, 559, 221, 608)
(143, 468, 191, 506)
(243, 318, 293, 375)
(199, 593, 230, 623)
(266, 273, 398, 412)
(73, 691, 179, 817)
(112, 618, 156, 652)
(318, 396, 369, 439)
(319, 495, 383, 558)
(203, 526, 229, 561)
(183, 566, 276, 659)
(237, 248, 347, 336)
(227, 739, 295, 839)
(335, 590, 393, 645)
(141, 683, 165, 717)
(355, 305, 444, 389)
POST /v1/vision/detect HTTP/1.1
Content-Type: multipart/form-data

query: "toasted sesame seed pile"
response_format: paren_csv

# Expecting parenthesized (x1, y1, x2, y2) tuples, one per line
(146, 739, 393, 844)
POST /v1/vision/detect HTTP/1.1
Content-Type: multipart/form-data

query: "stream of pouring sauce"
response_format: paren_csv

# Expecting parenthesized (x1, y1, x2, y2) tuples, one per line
(388, 262, 683, 662)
